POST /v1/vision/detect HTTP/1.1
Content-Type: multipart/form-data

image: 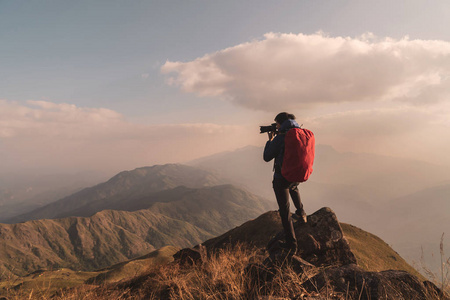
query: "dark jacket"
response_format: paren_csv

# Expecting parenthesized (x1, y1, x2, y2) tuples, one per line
(263, 119, 300, 178)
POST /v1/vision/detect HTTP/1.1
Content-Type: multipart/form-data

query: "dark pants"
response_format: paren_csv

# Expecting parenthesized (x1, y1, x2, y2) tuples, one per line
(273, 175, 303, 245)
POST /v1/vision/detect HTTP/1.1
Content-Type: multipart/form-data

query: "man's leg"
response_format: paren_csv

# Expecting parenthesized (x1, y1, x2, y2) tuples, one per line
(289, 183, 307, 223)
(273, 177, 297, 247)
(289, 183, 303, 212)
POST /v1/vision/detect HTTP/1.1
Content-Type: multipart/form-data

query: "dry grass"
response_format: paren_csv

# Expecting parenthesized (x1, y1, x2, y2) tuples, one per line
(419, 233, 450, 299)
(3, 243, 447, 300)
(3, 244, 328, 299)
(83, 244, 349, 299)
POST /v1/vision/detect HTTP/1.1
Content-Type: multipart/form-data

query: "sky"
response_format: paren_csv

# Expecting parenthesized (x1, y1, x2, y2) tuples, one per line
(1, 0, 450, 175)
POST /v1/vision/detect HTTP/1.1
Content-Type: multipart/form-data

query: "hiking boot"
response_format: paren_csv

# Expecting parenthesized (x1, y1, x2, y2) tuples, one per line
(295, 209, 307, 224)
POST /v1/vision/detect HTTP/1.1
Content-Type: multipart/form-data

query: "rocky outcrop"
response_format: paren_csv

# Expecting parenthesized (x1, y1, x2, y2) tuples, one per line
(304, 264, 443, 300)
(268, 207, 357, 267)
(174, 207, 446, 299)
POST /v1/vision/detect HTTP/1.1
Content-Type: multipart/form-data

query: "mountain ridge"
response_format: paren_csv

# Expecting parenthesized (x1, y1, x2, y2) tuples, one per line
(7, 164, 225, 223)
(0, 183, 271, 279)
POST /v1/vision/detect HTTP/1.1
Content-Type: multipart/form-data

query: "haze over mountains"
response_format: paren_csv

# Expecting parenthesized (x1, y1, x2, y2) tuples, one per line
(6, 164, 224, 223)
(0, 171, 107, 222)
(189, 144, 450, 271)
(190, 144, 450, 203)
(0, 164, 271, 279)
(382, 183, 450, 272)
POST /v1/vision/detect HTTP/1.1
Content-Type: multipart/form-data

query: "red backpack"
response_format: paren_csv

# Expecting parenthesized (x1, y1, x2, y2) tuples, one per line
(281, 128, 315, 182)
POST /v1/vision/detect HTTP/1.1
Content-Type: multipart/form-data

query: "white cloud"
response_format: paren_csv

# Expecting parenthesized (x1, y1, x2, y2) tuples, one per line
(161, 32, 450, 111)
(0, 100, 248, 173)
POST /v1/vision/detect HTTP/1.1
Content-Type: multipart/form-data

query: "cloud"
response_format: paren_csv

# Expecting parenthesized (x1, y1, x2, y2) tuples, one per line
(0, 100, 248, 173)
(0, 100, 124, 139)
(161, 32, 450, 111)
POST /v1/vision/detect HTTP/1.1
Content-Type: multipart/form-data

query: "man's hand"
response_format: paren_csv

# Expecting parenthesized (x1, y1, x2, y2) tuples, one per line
(267, 131, 275, 141)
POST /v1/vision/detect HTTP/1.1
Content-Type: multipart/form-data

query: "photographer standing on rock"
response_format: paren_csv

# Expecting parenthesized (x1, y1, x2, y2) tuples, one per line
(263, 112, 312, 255)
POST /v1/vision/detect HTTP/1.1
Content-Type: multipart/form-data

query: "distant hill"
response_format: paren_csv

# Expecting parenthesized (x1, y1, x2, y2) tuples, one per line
(375, 183, 450, 275)
(147, 184, 271, 236)
(0, 184, 271, 279)
(7, 164, 225, 223)
(189, 144, 450, 203)
(189, 145, 450, 226)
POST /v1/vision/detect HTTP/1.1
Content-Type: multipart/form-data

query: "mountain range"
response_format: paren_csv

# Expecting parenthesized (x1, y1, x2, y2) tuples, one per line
(7, 164, 225, 223)
(0, 164, 271, 279)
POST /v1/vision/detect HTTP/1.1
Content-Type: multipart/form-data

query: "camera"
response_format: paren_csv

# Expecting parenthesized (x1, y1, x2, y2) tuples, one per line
(260, 123, 277, 134)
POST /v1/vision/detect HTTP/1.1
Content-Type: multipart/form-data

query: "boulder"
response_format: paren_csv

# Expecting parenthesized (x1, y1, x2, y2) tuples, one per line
(173, 207, 448, 299)
(303, 264, 444, 300)
(268, 207, 356, 267)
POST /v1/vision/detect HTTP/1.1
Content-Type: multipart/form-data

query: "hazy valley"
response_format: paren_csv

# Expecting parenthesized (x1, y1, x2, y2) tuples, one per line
(1, 145, 449, 298)
(0, 171, 108, 222)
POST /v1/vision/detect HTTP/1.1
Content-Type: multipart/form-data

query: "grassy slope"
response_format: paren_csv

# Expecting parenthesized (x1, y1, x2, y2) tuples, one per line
(0, 246, 179, 296)
(88, 245, 179, 284)
(341, 223, 424, 279)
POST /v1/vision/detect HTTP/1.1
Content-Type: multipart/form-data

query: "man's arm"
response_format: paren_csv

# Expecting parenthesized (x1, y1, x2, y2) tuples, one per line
(263, 134, 283, 162)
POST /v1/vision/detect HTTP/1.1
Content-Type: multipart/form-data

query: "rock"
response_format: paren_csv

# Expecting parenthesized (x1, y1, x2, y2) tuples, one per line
(173, 245, 206, 265)
(172, 207, 446, 299)
(303, 264, 444, 300)
(268, 207, 356, 267)
(289, 256, 316, 274)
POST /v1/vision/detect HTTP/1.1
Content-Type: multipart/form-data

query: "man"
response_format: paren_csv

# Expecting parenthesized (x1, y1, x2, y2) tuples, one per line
(263, 112, 307, 255)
